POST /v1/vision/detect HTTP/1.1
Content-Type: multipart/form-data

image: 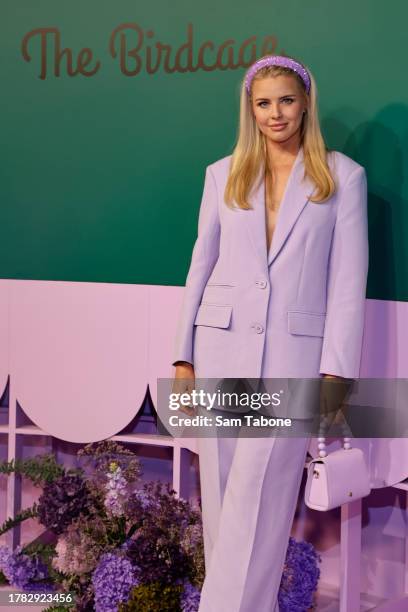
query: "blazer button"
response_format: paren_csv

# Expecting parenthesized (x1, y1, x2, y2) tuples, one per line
(254, 324, 264, 334)
(255, 280, 267, 289)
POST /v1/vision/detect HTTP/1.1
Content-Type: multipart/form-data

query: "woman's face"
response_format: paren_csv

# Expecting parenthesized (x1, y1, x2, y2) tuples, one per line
(251, 74, 308, 145)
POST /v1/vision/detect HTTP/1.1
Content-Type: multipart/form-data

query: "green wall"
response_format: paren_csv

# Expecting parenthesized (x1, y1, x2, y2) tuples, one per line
(1, 1, 407, 300)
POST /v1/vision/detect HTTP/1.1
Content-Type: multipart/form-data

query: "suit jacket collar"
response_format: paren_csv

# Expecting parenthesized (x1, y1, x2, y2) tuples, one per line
(246, 145, 315, 268)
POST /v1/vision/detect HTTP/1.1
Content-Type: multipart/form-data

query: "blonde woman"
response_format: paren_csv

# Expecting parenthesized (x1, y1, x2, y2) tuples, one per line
(172, 54, 368, 611)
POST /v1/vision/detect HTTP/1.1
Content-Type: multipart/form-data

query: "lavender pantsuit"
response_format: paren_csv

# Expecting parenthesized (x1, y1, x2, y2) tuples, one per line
(173, 146, 368, 611)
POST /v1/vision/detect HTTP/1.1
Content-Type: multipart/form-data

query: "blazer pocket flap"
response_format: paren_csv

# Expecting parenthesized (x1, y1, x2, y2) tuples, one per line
(288, 311, 326, 337)
(194, 304, 232, 329)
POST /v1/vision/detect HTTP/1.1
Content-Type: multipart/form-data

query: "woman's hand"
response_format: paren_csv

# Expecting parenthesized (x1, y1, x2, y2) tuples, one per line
(172, 362, 196, 417)
(319, 374, 353, 434)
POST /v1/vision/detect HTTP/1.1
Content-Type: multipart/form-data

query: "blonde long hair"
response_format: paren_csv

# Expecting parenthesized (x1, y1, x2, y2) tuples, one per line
(224, 54, 336, 209)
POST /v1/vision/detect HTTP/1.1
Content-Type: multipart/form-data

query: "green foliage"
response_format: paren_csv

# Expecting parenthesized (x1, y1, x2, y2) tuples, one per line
(21, 541, 56, 559)
(0, 504, 39, 536)
(0, 454, 65, 485)
(119, 581, 184, 612)
(41, 606, 75, 612)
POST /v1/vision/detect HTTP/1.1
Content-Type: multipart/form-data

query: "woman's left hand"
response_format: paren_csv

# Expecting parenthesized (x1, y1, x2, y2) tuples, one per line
(319, 374, 353, 433)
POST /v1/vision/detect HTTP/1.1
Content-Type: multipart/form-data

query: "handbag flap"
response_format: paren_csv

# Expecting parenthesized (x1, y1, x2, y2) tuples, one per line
(305, 448, 371, 511)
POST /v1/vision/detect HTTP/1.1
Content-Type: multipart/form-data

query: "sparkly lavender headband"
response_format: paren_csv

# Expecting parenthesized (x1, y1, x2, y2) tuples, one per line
(245, 55, 311, 95)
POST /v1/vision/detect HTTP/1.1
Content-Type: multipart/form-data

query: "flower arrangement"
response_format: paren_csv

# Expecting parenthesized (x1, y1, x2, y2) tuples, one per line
(278, 538, 321, 611)
(0, 441, 320, 611)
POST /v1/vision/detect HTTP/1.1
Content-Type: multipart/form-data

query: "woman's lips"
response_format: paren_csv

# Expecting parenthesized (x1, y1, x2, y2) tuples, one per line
(269, 124, 287, 130)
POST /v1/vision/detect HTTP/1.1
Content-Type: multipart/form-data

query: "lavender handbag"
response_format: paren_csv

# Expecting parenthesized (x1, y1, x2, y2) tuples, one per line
(304, 434, 371, 511)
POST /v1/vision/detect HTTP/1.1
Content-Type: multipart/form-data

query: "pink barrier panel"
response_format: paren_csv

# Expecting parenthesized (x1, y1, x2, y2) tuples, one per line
(0, 281, 9, 396)
(9, 280, 149, 442)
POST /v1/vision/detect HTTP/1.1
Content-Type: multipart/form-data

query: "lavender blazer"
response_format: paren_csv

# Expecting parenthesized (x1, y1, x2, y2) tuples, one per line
(173, 146, 368, 381)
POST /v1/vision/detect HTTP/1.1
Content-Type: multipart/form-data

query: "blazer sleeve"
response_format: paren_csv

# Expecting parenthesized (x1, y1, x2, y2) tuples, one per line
(172, 165, 221, 366)
(319, 165, 369, 379)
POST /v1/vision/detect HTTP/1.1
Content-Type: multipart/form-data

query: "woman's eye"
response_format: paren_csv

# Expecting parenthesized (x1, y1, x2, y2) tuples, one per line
(258, 98, 294, 107)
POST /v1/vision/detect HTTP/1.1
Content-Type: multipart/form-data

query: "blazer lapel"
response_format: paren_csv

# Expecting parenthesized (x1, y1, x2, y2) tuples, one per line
(246, 146, 315, 268)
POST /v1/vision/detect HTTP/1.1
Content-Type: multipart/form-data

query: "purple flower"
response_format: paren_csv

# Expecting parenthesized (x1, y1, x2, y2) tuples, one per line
(124, 481, 203, 586)
(0, 545, 50, 591)
(92, 552, 139, 612)
(0, 545, 12, 570)
(37, 472, 93, 534)
(104, 465, 128, 517)
(133, 487, 153, 510)
(181, 581, 201, 611)
(278, 537, 321, 612)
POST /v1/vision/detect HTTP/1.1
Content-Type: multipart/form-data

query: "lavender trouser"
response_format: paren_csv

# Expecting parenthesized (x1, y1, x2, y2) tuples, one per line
(197, 409, 311, 612)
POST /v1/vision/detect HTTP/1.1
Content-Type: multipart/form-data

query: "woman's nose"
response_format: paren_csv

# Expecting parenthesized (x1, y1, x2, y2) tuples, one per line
(270, 104, 282, 118)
